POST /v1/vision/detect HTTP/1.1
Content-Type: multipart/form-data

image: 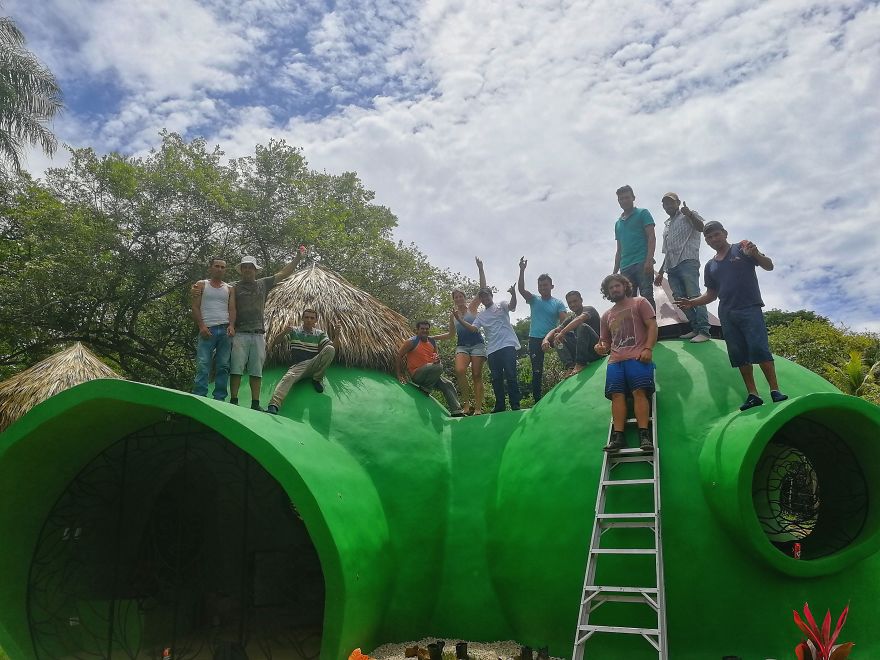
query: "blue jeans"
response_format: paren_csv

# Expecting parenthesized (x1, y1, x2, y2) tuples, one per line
(528, 337, 546, 401)
(621, 262, 655, 310)
(193, 325, 231, 399)
(488, 346, 521, 412)
(667, 259, 709, 336)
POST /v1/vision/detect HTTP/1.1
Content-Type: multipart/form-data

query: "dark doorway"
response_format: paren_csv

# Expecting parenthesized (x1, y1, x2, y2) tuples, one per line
(27, 416, 324, 659)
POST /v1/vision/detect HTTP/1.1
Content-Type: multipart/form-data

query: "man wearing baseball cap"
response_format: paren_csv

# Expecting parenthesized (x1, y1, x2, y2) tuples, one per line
(229, 246, 307, 410)
(654, 192, 711, 343)
(677, 221, 787, 411)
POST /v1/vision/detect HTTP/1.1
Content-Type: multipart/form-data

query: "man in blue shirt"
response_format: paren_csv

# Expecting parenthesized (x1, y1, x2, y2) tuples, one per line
(518, 256, 567, 402)
(678, 221, 788, 411)
(613, 185, 656, 310)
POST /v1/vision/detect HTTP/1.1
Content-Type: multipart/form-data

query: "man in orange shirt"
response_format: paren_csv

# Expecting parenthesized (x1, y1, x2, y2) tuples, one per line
(397, 321, 465, 417)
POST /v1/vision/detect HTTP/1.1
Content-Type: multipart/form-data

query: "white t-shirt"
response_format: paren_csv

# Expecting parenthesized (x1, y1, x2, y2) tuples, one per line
(473, 300, 520, 355)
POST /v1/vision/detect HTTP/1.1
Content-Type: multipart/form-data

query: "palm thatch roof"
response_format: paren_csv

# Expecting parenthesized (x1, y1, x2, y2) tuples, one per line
(265, 265, 412, 374)
(0, 342, 121, 432)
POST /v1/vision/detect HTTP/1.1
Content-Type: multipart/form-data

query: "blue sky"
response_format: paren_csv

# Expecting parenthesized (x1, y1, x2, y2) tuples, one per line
(6, 0, 880, 331)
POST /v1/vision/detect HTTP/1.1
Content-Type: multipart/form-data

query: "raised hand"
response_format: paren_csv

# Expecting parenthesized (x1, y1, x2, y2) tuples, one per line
(475, 256, 484, 270)
(519, 256, 527, 270)
(739, 239, 758, 257)
(507, 284, 516, 296)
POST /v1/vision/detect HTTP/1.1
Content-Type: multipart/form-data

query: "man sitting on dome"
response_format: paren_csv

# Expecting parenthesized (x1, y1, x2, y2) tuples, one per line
(397, 320, 465, 417)
(267, 308, 335, 415)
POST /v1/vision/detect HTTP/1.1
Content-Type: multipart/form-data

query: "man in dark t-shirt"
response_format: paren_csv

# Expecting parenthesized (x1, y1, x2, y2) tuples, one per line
(677, 221, 787, 411)
(229, 246, 306, 410)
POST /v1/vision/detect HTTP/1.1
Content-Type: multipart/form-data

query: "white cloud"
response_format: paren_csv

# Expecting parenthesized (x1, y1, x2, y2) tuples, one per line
(5, 0, 879, 331)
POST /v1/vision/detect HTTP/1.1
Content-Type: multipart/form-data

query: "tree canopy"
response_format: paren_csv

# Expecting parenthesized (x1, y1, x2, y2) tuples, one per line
(0, 133, 470, 386)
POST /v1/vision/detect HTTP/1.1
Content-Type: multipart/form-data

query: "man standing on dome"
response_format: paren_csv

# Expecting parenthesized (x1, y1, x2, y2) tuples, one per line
(228, 246, 307, 410)
(654, 192, 711, 343)
(190, 257, 235, 400)
(677, 221, 787, 411)
(595, 274, 657, 453)
(517, 256, 567, 402)
(613, 184, 656, 310)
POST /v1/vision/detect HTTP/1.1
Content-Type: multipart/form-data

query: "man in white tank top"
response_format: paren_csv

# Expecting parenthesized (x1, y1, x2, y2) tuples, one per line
(190, 257, 236, 400)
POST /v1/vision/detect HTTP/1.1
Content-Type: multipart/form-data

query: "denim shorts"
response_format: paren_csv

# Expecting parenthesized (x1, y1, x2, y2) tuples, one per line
(604, 359, 656, 398)
(720, 306, 773, 367)
(456, 343, 488, 358)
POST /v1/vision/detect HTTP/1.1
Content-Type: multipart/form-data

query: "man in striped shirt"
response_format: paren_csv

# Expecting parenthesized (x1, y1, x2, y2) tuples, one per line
(267, 309, 335, 414)
(654, 192, 711, 343)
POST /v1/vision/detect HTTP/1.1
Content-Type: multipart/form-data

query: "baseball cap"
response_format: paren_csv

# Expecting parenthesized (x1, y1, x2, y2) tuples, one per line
(661, 192, 680, 202)
(702, 220, 726, 235)
(237, 256, 262, 272)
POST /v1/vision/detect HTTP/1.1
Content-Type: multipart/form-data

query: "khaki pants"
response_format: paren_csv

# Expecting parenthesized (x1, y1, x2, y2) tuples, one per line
(411, 363, 462, 414)
(270, 345, 335, 407)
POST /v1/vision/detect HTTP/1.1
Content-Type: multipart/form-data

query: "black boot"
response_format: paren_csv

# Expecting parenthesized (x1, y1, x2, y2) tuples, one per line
(520, 646, 533, 660)
(428, 643, 442, 660)
(455, 642, 468, 659)
(639, 428, 653, 452)
(604, 430, 626, 453)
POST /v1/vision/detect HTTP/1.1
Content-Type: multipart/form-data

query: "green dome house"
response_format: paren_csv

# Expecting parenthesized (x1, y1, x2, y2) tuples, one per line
(1, 268, 878, 659)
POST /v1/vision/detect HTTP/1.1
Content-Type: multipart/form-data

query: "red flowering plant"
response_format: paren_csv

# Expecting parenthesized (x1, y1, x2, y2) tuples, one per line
(793, 602, 854, 660)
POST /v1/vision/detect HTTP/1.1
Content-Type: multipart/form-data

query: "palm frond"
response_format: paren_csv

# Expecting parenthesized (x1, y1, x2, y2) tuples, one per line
(0, 342, 121, 432)
(265, 265, 412, 373)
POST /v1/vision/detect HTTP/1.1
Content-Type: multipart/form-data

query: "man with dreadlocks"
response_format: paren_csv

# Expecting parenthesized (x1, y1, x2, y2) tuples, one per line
(595, 273, 658, 453)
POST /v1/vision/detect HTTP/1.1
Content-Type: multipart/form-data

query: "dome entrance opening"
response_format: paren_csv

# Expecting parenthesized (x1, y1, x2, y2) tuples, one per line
(27, 418, 323, 659)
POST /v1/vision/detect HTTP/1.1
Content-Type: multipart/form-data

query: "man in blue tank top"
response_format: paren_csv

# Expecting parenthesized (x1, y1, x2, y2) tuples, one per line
(677, 221, 788, 411)
(517, 256, 567, 402)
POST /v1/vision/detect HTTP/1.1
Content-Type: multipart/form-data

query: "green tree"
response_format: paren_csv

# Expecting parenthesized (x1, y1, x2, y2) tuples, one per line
(0, 15, 62, 172)
(0, 133, 471, 386)
(763, 308, 830, 328)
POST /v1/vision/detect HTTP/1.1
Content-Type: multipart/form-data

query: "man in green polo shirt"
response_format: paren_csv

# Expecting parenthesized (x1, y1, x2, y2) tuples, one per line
(267, 308, 335, 414)
(612, 184, 656, 310)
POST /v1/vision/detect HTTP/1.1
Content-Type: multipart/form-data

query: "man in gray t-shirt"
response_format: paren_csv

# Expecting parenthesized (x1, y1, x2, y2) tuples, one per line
(229, 246, 306, 410)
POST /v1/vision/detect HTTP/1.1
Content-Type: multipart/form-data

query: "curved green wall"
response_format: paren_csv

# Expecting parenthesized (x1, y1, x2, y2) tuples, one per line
(1, 340, 879, 659)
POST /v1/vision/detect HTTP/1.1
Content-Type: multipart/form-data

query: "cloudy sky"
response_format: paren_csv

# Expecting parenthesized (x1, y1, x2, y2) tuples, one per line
(7, 0, 880, 330)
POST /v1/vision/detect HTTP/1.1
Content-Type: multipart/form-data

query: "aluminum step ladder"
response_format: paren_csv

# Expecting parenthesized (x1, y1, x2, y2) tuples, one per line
(572, 392, 667, 659)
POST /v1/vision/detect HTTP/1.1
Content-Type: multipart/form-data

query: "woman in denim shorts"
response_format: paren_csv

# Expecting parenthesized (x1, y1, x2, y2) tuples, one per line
(434, 289, 487, 415)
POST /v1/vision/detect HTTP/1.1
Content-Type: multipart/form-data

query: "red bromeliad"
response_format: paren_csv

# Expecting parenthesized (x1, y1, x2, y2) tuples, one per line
(793, 602, 854, 660)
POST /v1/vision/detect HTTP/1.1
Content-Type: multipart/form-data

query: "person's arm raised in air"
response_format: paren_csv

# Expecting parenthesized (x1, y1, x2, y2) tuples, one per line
(475, 256, 488, 290)
(507, 284, 517, 313)
(517, 256, 534, 302)
(431, 316, 454, 342)
(273, 244, 308, 282)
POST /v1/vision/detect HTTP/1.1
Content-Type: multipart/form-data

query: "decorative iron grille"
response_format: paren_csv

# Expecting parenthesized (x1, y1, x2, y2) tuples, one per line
(752, 416, 868, 559)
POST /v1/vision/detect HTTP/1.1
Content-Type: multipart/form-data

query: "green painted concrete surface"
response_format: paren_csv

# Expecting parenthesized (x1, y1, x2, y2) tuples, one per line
(1, 340, 878, 659)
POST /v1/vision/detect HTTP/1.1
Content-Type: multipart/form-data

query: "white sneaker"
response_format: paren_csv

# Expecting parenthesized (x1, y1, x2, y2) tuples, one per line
(679, 331, 697, 339)
(690, 333, 711, 343)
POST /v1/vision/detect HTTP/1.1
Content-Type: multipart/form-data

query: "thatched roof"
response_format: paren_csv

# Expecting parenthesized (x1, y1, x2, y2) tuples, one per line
(265, 265, 412, 374)
(0, 342, 121, 432)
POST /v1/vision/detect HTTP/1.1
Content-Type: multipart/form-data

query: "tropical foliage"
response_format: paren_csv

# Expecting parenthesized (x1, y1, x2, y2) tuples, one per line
(793, 602, 853, 660)
(0, 14, 62, 172)
(766, 311, 879, 405)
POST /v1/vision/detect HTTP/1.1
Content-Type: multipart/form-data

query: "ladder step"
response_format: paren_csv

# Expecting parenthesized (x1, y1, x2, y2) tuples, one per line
(596, 512, 655, 520)
(624, 417, 653, 425)
(585, 586, 658, 594)
(602, 478, 654, 486)
(591, 548, 657, 555)
(598, 520, 656, 529)
(578, 624, 660, 636)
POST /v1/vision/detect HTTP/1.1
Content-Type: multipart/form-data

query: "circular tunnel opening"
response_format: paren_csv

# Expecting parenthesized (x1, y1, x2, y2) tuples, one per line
(752, 415, 869, 560)
(26, 416, 324, 659)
